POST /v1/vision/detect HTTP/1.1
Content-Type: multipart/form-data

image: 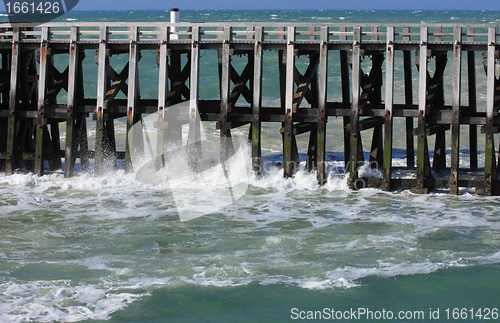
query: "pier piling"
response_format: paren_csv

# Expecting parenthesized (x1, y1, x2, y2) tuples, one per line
(0, 22, 499, 194)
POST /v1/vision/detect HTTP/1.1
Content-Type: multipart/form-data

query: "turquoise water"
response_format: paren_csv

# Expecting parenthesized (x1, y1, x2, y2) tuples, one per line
(51, 9, 500, 24)
(1, 10, 500, 322)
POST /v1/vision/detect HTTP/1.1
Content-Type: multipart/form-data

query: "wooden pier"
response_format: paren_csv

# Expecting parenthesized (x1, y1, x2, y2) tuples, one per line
(0, 22, 500, 195)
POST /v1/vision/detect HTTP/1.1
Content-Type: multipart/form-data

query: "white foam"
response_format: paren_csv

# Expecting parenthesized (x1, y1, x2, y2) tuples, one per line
(1, 123, 499, 323)
(0, 280, 147, 323)
(260, 275, 360, 289)
(256, 259, 449, 290)
(181, 265, 252, 287)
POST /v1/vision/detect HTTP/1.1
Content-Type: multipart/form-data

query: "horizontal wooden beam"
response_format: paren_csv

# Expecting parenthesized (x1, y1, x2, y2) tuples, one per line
(279, 123, 317, 135)
(216, 121, 251, 129)
(412, 124, 451, 136)
(345, 117, 384, 132)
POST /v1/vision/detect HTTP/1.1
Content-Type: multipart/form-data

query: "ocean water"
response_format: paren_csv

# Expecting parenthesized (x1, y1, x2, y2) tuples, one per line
(1, 10, 500, 322)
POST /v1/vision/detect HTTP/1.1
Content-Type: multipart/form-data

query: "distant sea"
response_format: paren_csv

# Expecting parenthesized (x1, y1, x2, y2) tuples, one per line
(0, 10, 499, 323)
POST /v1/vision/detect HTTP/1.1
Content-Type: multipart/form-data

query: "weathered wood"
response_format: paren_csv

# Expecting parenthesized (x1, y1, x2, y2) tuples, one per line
(280, 123, 317, 135)
(412, 124, 451, 136)
(6, 28, 20, 174)
(349, 27, 361, 189)
(103, 118, 117, 169)
(383, 27, 394, 191)
(167, 51, 188, 104)
(34, 27, 49, 176)
(50, 122, 62, 170)
(64, 27, 78, 178)
(364, 52, 384, 170)
(1, 50, 9, 107)
(76, 117, 90, 171)
(426, 54, 447, 109)
(433, 129, 446, 172)
(345, 117, 384, 132)
(434, 26, 442, 42)
(412, 27, 429, 194)
(369, 124, 383, 167)
(317, 26, 328, 184)
(220, 26, 232, 163)
(228, 61, 253, 106)
(467, 27, 478, 171)
(1, 22, 500, 196)
(339, 26, 351, 172)
(283, 26, 296, 178)
(188, 26, 201, 171)
(403, 50, 415, 169)
(450, 26, 462, 194)
(125, 26, 140, 172)
(306, 124, 317, 172)
(482, 27, 497, 196)
(104, 66, 128, 104)
(94, 26, 108, 175)
(340, 48, 350, 167)
(45, 65, 69, 102)
(156, 26, 169, 170)
(252, 26, 263, 175)
(371, 26, 379, 41)
(292, 55, 319, 111)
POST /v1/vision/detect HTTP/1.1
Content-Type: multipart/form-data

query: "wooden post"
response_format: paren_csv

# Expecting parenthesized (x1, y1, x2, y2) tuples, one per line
(1, 49, 8, 112)
(6, 28, 20, 174)
(64, 27, 78, 178)
(434, 26, 442, 42)
(34, 27, 49, 176)
(483, 27, 497, 195)
(383, 27, 395, 191)
(252, 26, 263, 175)
(220, 26, 232, 163)
(317, 27, 328, 185)
(339, 27, 350, 167)
(283, 26, 296, 178)
(166, 48, 184, 152)
(307, 127, 317, 172)
(78, 119, 90, 171)
(349, 27, 361, 189)
(306, 51, 319, 172)
(125, 25, 140, 172)
(188, 25, 201, 171)
(94, 26, 108, 175)
(467, 27, 478, 171)
(433, 130, 446, 172)
(278, 26, 286, 110)
(277, 27, 287, 175)
(403, 27, 415, 169)
(156, 26, 169, 170)
(450, 26, 462, 194)
(413, 27, 429, 194)
(1, 21, 497, 194)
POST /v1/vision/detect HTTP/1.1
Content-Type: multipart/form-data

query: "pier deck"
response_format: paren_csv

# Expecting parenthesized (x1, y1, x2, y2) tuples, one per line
(0, 22, 499, 194)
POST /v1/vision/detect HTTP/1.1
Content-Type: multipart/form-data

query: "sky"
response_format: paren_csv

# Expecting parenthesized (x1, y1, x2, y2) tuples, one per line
(72, 0, 500, 11)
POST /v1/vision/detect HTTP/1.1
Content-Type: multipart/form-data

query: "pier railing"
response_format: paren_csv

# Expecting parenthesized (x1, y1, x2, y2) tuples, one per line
(0, 22, 496, 43)
(1, 22, 500, 195)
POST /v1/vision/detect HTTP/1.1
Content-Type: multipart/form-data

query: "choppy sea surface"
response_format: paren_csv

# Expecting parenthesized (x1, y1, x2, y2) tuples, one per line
(1, 10, 500, 322)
